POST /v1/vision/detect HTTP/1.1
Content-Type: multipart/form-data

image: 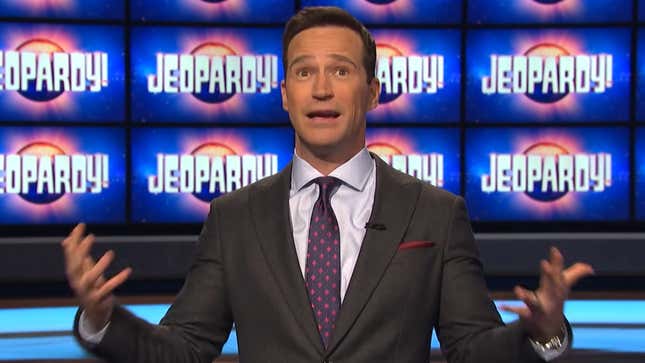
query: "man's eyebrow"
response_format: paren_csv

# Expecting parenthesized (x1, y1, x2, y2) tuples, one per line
(328, 54, 358, 68)
(288, 55, 313, 70)
(288, 54, 359, 70)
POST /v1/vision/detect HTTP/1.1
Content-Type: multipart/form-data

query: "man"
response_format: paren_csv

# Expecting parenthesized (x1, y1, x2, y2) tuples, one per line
(63, 6, 594, 362)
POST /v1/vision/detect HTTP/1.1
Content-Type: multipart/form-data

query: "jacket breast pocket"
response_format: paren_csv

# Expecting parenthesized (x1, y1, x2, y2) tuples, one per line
(389, 240, 437, 267)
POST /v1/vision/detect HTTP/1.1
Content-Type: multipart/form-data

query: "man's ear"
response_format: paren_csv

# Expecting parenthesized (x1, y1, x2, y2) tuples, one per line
(367, 77, 380, 111)
(281, 79, 288, 112)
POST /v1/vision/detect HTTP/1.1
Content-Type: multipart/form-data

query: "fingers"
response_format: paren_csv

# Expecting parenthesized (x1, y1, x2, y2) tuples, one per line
(61, 223, 86, 254)
(84, 257, 106, 288)
(62, 225, 92, 277)
(65, 237, 97, 295)
(61, 225, 131, 326)
(538, 259, 552, 293)
(501, 285, 541, 320)
(85, 267, 132, 307)
(76, 234, 97, 265)
(61, 224, 81, 262)
(95, 267, 132, 300)
(77, 250, 131, 298)
(541, 247, 594, 289)
(78, 250, 114, 293)
(532, 247, 594, 315)
(541, 248, 565, 290)
(499, 304, 532, 320)
(79, 260, 131, 313)
(62, 225, 112, 292)
(545, 246, 594, 287)
(513, 285, 543, 312)
(82, 267, 131, 330)
(549, 247, 564, 272)
(563, 262, 595, 287)
(539, 258, 566, 300)
(505, 248, 590, 339)
(67, 223, 86, 244)
(69, 234, 96, 278)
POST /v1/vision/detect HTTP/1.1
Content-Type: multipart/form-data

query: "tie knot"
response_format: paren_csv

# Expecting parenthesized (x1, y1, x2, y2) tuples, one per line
(314, 176, 341, 203)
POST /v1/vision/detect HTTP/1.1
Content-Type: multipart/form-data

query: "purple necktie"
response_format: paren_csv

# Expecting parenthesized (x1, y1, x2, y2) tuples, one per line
(305, 176, 341, 348)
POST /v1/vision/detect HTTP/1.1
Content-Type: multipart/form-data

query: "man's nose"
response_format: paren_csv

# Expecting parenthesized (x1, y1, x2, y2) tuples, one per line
(312, 73, 333, 100)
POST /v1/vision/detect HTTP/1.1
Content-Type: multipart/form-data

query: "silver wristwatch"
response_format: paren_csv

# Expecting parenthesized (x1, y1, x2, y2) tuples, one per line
(532, 334, 564, 352)
(531, 324, 566, 353)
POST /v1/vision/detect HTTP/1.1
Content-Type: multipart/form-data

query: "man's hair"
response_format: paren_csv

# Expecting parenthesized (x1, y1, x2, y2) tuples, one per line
(282, 6, 376, 83)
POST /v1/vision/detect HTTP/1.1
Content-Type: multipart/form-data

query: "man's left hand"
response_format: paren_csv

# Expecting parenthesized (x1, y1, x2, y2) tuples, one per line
(501, 247, 594, 342)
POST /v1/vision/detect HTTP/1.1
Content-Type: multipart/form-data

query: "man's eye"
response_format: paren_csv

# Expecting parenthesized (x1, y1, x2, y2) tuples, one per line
(335, 68, 349, 77)
(296, 69, 310, 78)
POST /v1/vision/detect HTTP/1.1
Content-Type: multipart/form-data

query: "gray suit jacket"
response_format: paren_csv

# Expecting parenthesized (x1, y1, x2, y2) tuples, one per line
(75, 156, 548, 363)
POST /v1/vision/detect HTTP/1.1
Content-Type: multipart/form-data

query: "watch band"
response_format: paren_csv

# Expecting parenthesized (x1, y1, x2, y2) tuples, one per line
(530, 324, 567, 353)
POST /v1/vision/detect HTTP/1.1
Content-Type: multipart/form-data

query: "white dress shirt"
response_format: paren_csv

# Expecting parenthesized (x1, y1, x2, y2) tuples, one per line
(289, 147, 376, 302)
(81, 147, 567, 360)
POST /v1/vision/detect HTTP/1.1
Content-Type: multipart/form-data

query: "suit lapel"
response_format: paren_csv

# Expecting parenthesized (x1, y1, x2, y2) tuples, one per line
(249, 162, 325, 353)
(327, 156, 421, 352)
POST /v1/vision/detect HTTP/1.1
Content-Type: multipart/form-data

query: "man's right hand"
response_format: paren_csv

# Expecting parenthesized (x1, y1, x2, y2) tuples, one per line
(62, 223, 132, 332)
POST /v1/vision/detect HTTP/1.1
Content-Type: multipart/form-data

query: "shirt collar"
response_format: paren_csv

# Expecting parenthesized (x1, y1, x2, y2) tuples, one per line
(291, 148, 374, 192)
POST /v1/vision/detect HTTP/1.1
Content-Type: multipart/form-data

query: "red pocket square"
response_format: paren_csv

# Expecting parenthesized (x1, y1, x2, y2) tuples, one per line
(398, 240, 435, 250)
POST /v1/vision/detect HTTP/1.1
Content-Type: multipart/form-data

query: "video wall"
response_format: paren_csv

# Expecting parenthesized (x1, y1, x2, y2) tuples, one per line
(0, 0, 644, 230)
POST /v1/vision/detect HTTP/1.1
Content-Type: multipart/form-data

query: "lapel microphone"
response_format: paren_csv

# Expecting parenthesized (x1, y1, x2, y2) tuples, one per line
(365, 222, 387, 230)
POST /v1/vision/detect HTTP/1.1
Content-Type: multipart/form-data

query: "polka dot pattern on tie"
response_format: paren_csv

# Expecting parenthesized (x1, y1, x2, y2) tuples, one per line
(305, 176, 341, 348)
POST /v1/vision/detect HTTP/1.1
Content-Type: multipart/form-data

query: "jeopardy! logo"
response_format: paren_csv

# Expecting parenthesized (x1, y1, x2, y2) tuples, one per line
(481, 43, 612, 103)
(376, 42, 444, 104)
(147, 142, 278, 202)
(0, 39, 108, 102)
(367, 141, 444, 187)
(481, 142, 612, 202)
(0, 142, 109, 204)
(147, 41, 279, 104)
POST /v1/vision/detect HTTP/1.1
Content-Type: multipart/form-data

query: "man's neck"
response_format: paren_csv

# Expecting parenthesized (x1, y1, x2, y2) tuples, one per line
(295, 145, 363, 176)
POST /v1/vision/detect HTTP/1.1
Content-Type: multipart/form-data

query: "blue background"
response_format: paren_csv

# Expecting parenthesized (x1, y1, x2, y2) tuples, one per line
(130, 0, 293, 23)
(301, 0, 461, 25)
(131, 127, 294, 223)
(367, 29, 461, 124)
(468, 0, 632, 24)
(465, 127, 630, 221)
(637, 29, 645, 121)
(0, 127, 126, 224)
(130, 27, 285, 124)
(0, 0, 125, 19)
(0, 23, 126, 122)
(636, 128, 645, 220)
(466, 28, 631, 123)
(0, 1, 642, 226)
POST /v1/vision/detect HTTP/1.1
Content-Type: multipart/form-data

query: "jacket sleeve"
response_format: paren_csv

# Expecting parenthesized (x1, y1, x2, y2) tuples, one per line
(435, 196, 548, 363)
(74, 198, 234, 363)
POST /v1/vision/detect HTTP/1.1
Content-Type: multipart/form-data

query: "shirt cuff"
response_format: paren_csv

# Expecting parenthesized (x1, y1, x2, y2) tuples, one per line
(529, 327, 570, 361)
(78, 310, 110, 344)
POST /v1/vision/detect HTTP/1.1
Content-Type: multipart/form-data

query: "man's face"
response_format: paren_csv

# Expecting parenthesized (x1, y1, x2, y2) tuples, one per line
(281, 26, 379, 159)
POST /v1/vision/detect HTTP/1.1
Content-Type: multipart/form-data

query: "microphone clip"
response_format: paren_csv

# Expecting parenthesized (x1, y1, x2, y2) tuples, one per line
(365, 222, 387, 230)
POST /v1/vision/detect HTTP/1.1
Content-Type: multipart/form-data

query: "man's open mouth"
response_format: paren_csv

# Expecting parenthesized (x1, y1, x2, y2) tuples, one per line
(307, 110, 341, 119)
